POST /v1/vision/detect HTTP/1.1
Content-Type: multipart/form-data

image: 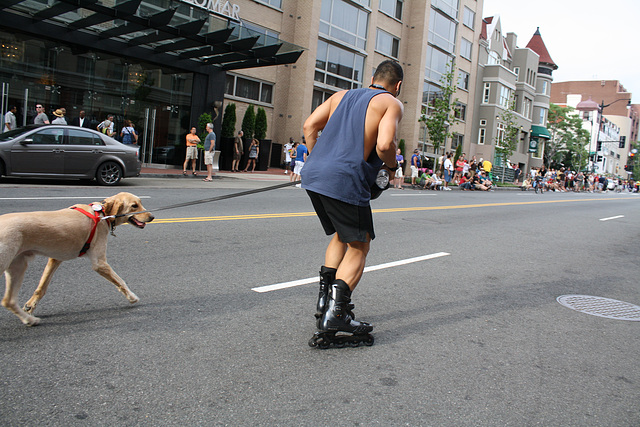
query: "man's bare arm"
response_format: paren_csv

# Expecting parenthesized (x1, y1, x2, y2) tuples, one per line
(376, 100, 404, 167)
(303, 91, 346, 152)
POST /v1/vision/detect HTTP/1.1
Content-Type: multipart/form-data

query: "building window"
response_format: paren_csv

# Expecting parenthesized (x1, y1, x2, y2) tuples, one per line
(432, 0, 458, 19)
(315, 40, 366, 90)
(452, 133, 463, 150)
(375, 29, 400, 58)
(496, 122, 505, 147)
(523, 97, 532, 119)
(538, 108, 546, 126)
(479, 119, 487, 126)
(225, 74, 273, 104)
(483, 83, 490, 103)
(488, 50, 500, 65)
(513, 67, 520, 80)
(478, 128, 486, 145)
(460, 37, 472, 60)
(429, 8, 457, 53)
(255, 0, 282, 9)
(422, 81, 445, 116)
(513, 94, 519, 114)
(320, 0, 369, 50)
(541, 80, 548, 95)
(533, 139, 544, 159)
(312, 88, 335, 112)
(463, 6, 475, 29)
(454, 102, 466, 121)
(457, 70, 469, 90)
(379, 0, 403, 20)
(425, 45, 453, 83)
(499, 85, 511, 108)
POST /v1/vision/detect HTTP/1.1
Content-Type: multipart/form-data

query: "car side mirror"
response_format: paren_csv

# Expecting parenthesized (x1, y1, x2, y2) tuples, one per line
(21, 138, 33, 145)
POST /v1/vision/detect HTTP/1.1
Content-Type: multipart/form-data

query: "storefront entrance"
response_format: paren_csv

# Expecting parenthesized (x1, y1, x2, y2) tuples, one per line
(0, 30, 193, 166)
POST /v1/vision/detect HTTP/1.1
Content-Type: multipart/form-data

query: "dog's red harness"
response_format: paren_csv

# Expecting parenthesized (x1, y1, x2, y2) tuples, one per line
(70, 204, 105, 257)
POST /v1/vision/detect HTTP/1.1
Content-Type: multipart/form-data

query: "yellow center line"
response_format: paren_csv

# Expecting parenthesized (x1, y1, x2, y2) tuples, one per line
(150, 197, 632, 224)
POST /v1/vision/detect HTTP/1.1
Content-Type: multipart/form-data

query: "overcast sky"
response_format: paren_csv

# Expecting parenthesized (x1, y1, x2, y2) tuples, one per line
(481, 0, 640, 103)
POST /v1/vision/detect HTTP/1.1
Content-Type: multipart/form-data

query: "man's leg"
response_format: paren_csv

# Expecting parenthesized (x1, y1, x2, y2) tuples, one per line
(335, 239, 370, 291)
(324, 234, 346, 269)
(320, 237, 373, 335)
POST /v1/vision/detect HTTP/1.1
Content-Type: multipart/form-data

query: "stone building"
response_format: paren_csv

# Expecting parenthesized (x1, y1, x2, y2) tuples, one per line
(470, 16, 556, 177)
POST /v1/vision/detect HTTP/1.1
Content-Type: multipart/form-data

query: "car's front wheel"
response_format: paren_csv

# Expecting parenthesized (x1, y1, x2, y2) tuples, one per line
(96, 161, 123, 185)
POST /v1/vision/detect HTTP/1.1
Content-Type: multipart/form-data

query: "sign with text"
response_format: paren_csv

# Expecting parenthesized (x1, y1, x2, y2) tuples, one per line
(180, 0, 240, 21)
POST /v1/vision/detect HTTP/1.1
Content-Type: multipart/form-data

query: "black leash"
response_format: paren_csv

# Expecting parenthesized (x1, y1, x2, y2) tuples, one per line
(151, 180, 301, 213)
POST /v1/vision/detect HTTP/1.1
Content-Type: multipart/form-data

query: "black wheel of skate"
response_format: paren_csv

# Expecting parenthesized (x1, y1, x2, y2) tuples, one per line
(364, 335, 374, 346)
(317, 340, 330, 349)
(308, 337, 318, 348)
(335, 340, 345, 348)
(348, 340, 359, 348)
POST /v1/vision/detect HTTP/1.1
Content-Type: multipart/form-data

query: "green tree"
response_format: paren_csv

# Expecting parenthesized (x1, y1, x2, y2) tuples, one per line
(453, 141, 463, 168)
(398, 138, 405, 157)
(418, 63, 458, 171)
(198, 112, 212, 147)
(254, 107, 267, 140)
(221, 103, 236, 139)
(546, 103, 590, 171)
(631, 141, 640, 179)
(494, 98, 520, 166)
(241, 105, 256, 140)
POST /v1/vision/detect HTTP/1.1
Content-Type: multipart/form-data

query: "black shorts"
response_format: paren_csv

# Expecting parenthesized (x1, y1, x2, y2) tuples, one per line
(306, 190, 375, 243)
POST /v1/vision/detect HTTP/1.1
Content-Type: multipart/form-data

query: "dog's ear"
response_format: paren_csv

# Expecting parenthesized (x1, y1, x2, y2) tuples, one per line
(102, 196, 124, 217)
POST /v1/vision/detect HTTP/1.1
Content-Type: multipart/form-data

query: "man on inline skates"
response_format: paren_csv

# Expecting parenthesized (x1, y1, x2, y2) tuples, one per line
(301, 60, 404, 348)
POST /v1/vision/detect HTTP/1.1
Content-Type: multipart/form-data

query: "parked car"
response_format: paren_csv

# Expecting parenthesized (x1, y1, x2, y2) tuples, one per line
(0, 125, 141, 185)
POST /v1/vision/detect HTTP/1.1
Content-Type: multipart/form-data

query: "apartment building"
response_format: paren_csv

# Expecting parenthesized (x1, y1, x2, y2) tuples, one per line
(551, 80, 637, 177)
(227, 0, 485, 166)
(470, 16, 556, 175)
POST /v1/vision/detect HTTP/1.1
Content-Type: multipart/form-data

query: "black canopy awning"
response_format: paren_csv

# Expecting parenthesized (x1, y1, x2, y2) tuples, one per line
(0, 0, 305, 73)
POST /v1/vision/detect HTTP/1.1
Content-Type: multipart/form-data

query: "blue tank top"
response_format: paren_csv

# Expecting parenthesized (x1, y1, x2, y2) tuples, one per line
(301, 88, 386, 206)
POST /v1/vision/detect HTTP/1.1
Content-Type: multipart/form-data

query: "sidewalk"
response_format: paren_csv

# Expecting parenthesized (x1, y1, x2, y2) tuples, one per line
(140, 166, 292, 182)
(139, 166, 521, 189)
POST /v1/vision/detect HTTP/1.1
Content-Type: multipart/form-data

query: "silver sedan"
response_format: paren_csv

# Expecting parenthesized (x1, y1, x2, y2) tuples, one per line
(0, 125, 141, 185)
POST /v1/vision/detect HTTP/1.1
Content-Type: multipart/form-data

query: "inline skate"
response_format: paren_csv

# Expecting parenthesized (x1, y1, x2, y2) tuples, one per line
(309, 280, 374, 349)
(315, 266, 337, 329)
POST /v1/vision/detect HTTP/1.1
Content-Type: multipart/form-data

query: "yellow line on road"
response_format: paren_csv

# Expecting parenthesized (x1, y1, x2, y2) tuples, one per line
(151, 197, 631, 224)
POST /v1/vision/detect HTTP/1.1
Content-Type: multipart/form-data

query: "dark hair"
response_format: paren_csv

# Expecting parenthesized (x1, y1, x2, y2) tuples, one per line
(372, 60, 403, 85)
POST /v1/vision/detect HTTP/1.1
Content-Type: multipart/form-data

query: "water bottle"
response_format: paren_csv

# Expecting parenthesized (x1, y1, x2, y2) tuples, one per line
(371, 169, 390, 200)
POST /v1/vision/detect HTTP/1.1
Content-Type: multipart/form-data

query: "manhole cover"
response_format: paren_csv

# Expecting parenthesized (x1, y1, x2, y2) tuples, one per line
(557, 295, 640, 321)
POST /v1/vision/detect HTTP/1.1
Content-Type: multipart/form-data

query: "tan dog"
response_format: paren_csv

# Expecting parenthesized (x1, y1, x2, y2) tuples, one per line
(0, 192, 154, 326)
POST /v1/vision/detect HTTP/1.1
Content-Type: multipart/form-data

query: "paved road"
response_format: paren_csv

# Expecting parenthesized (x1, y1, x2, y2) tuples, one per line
(1, 178, 639, 425)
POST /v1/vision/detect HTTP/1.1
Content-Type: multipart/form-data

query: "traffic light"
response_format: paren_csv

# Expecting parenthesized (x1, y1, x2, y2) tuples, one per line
(625, 164, 633, 172)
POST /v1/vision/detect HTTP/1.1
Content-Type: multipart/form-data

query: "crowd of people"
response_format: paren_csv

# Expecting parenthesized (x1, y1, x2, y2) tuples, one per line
(521, 166, 638, 193)
(394, 150, 495, 191)
(3, 104, 139, 146)
(388, 148, 638, 194)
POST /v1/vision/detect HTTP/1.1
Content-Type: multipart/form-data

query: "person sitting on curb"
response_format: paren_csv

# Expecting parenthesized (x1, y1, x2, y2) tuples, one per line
(459, 173, 474, 190)
(476, 170, 493, 190)
(521, 177, 533, 191)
